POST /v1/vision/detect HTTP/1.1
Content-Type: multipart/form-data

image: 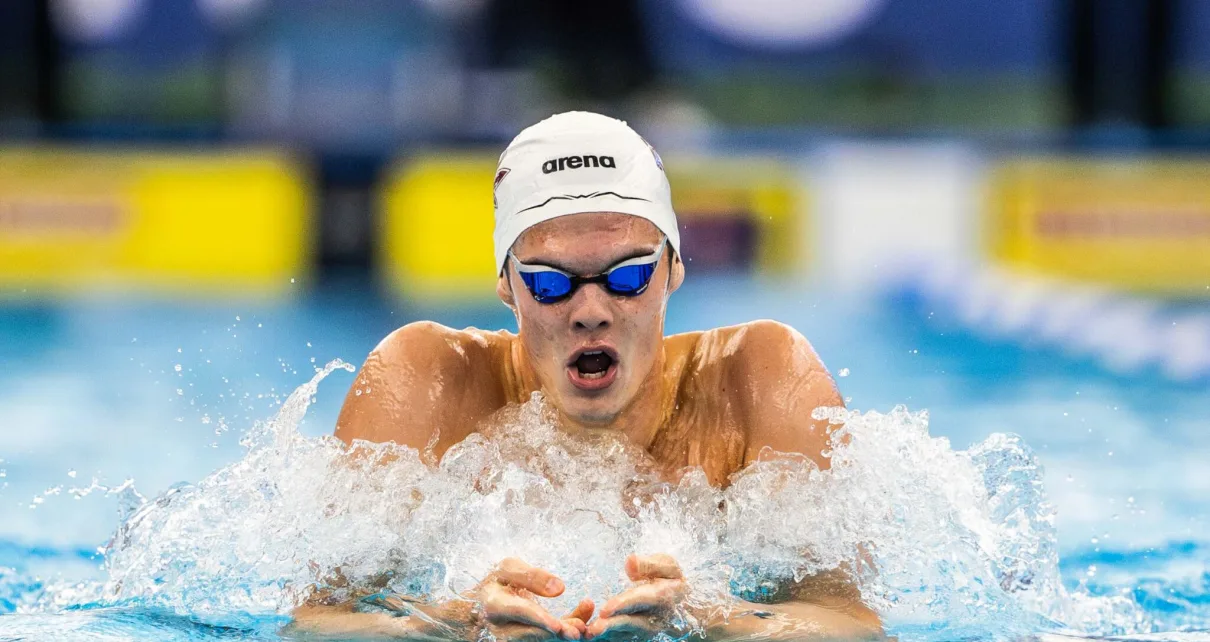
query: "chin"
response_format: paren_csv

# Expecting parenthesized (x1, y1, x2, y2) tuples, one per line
(557, 391, 625, 426)
(567, 402, 623, 426)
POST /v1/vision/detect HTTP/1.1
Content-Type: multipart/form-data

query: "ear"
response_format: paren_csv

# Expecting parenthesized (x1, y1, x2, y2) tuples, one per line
(496, 269, 517, 309)
(667, 251, 685, 295)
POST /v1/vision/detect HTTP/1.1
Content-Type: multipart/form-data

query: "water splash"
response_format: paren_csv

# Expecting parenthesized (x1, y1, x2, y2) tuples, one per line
(39, 360, 1160, 638)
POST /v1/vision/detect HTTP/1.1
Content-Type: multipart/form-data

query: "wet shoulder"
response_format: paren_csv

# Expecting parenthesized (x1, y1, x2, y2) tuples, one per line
(372, 321, 512, 390)
(337, 322, 513, 448)
(670, 319, 806, 382)
(657, 323, 801, 484)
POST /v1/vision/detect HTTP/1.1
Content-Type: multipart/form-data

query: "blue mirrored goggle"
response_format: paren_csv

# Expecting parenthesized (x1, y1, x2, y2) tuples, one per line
(509, 241, 667, 304)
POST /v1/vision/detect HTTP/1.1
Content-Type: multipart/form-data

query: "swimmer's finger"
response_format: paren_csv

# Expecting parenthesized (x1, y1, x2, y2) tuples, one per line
(494, 558, 566, 597)
(561, 620, 584, 640)
(490, 622, 572, 642)
(562, 617, 588, 639)
(564, 598, 595, 623)
(625, 553, 683, 581)
(585, 614, 656, 640)
(484, 591, 566, 636)
(598, 579, 686, 619)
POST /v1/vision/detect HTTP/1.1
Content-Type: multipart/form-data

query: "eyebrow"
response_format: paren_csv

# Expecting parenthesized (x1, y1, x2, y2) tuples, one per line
(518, 245, 662, 274)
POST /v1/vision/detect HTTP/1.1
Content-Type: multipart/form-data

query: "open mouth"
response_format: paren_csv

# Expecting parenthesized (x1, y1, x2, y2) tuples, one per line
(567, 347, 619, 391)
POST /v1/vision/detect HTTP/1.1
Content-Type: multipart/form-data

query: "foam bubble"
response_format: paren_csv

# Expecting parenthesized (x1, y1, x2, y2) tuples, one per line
(86, 361, 1153, 638)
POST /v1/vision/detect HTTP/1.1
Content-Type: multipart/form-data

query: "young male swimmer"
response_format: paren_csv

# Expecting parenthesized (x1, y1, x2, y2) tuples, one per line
(291, 112, 883, 641)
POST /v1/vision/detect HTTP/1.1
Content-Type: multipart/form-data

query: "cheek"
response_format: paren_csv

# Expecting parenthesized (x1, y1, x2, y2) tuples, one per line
(618, 300, 664, 350)
(519, 305, 564, 355)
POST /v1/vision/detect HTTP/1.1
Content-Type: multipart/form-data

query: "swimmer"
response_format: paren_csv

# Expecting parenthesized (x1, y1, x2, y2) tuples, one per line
(290, 112, 883, 641)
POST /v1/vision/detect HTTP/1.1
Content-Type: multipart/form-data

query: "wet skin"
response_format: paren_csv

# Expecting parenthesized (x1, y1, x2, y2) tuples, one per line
(292, 213, 884, 641)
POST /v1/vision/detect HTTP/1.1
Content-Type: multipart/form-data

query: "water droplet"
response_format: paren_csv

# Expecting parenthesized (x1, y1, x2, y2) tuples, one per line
(306, 342, 312, 348)
(354, 389, 363, 396)
(838, 368, 850, 377)
(67, 469, 77, 478)
(176, 389, 184, 396)
(174, 364, 182, 372)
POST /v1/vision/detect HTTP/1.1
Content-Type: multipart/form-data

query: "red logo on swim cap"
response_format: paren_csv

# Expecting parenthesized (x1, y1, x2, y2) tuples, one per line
(640, 136, 663, 171)
(493, 167, 510, 209)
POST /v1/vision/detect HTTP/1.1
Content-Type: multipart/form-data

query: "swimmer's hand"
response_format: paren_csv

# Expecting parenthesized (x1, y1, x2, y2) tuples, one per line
(474, 557, 595, 642)
(286, 558, 592, 641)
(586, 554, 689, 641)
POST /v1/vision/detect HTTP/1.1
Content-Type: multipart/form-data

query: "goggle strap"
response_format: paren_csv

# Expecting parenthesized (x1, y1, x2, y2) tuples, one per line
(508, 255, 574, 277)
(608, 242, 666, 270)
(508, 239, 666, 275)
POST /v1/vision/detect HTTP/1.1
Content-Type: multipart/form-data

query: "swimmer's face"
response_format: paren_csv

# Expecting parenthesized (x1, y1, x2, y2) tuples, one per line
(498, 212, 684, 426)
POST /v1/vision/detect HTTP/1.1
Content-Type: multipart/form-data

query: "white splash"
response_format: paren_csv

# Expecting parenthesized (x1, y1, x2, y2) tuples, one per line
(92, 360, 1150, 638)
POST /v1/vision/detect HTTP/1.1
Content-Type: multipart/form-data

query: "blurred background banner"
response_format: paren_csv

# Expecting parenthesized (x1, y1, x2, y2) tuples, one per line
(987, 158, 1210, 293)
(2, 0, 1210, 300)
(4, 1, 1210, 636)
(0, 148, 310, 295)
(380, 154, 498, 299)
(381, 153, 804, 299)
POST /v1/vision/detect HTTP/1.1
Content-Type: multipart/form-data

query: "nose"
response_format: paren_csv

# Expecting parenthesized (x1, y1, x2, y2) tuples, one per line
(568, 283, 613, 332)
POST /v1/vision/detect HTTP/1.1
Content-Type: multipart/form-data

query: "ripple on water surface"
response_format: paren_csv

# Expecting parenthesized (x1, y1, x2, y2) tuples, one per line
(0, 361, 1207, 641)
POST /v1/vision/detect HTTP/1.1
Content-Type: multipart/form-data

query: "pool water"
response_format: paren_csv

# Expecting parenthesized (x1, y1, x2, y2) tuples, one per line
(0, 276, 1207, 641)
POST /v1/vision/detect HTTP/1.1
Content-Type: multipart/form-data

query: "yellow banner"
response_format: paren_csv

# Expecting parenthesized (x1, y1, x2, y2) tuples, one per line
(380, 153, 804, 299)
(987, 158, 1210, 294)
(0, 148, 310, 295)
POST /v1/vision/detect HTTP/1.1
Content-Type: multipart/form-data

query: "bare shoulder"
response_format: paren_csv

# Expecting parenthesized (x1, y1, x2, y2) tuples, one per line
(367, 321, 506, 374)
(691, 320, 841, 468)
(683, 319, 823, 376)
(334, 321, 512, 449)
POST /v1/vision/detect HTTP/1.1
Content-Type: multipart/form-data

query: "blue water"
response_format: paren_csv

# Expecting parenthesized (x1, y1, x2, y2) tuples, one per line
(0, 276, 1207, 640)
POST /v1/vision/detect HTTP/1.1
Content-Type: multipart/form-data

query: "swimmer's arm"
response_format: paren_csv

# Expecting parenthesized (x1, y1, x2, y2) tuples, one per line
(287, 560, 585, 641)
(285, 602, 453, 641)
(284, 579, 450, 640)
(693, 562, 883, 640)
(726, 321, 885, 638)
(732, 320, 842, 472)
(698, 596, 884, 641)
(694, 556, 883, 640)
(285, 576, 480, 641)
(334, 322, 489, 456)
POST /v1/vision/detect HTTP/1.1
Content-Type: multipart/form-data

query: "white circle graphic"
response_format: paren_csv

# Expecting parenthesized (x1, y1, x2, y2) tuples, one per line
(678, 0, 885, 48)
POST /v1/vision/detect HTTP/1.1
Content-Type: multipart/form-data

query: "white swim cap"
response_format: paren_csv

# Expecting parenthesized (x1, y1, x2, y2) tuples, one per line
(492, 111, 680, 274)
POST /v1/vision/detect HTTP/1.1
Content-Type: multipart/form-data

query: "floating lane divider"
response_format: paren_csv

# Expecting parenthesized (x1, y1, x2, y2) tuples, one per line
(893, 262, 1210, 383)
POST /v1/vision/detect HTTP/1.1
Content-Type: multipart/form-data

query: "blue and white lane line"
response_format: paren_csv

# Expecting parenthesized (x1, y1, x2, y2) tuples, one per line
(890, 263, 1210, 383)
